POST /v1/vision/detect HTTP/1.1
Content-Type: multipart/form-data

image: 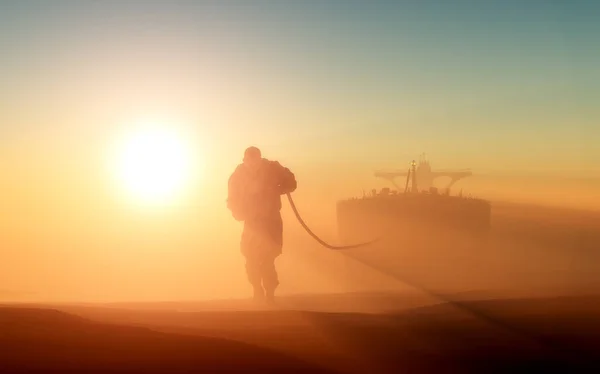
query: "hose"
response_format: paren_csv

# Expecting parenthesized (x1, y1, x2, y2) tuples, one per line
(285, 192, 382, 250)
(285, 192, 580, 366)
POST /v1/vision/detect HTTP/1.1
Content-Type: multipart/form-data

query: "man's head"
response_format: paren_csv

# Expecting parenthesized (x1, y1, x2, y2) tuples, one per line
(243, 146, 262, 171)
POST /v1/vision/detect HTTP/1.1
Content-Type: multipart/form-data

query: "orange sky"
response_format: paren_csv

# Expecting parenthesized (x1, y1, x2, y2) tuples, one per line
(1, 132, 598, 302)
(1, 1, 598, 301)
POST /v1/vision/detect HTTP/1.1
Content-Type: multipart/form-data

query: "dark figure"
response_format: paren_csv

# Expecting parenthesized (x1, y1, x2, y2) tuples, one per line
(227, 146, 297, 303)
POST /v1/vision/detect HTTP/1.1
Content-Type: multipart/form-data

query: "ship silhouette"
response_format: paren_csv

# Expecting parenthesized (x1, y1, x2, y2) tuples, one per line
(336, 155, 491, 250)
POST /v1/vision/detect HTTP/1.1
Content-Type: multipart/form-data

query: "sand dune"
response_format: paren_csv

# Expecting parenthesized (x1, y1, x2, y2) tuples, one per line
(4, 293, 600, 373)
(0, 306, 337, 374)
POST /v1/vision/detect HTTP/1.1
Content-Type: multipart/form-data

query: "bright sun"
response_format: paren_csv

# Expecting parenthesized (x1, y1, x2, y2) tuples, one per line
(114, 124, 193, 205)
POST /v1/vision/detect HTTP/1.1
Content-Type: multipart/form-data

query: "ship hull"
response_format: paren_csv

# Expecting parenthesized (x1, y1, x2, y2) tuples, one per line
(335, 194, 492, 293)
(336, 194, 491, 253)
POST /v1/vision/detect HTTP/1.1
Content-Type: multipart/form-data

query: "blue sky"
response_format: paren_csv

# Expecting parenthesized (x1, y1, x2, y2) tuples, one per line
(1, 0, 598, 175)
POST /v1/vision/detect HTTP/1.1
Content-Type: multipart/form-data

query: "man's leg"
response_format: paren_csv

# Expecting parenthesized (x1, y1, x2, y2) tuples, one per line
(245, 254, 265, 301)
(242, 216, 283, 303)
(260, 253, 279, 303)
(262, 214, 283, 303)
(241, 223, 266, 301)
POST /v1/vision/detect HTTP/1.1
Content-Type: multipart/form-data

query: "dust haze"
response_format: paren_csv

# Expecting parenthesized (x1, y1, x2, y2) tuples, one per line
(1, 162, 599, 304)
(2, 1, 600, 372)
(3, 165, 600, 373)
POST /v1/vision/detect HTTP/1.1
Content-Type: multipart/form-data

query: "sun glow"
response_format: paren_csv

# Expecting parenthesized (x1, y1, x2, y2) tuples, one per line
(112, 123, 196, 205)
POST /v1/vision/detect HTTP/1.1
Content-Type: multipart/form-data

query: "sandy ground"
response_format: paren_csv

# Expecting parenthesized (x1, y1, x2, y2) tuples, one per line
(2, 293, 600, 373)
(2, 201, 600, 373)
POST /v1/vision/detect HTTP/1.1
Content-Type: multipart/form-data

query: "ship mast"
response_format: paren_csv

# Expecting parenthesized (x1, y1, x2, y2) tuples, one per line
(410, 160, 418, 193)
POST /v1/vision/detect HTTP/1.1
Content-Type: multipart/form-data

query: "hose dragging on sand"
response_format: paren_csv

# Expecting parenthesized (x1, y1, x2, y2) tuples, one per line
(285, 192, 580, 365)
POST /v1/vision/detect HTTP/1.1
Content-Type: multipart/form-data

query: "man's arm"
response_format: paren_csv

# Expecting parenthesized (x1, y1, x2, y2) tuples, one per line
(274, 162, 297, 194)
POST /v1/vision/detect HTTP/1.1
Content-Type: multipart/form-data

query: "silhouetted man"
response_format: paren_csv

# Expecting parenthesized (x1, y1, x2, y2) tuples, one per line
(227, 146, 297, 303)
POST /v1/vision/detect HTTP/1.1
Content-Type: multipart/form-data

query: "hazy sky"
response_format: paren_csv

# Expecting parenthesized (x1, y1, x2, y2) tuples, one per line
(1, 1, 599, 300)
(2, 0, 598, 170)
